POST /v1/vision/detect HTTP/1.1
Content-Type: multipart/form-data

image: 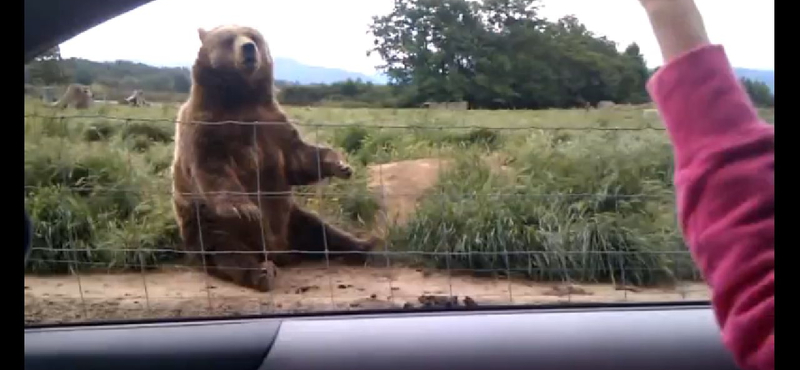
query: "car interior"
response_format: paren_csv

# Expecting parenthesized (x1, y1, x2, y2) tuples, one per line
(24, 1, 742, 369)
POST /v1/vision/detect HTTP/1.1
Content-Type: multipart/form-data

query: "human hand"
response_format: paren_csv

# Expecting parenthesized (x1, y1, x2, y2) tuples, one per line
(638, 0, 710, 64)
(638, 0, 699, 13)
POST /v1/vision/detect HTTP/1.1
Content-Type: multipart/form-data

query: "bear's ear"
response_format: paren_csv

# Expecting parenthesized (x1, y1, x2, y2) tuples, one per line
(197, 28, 207, 42)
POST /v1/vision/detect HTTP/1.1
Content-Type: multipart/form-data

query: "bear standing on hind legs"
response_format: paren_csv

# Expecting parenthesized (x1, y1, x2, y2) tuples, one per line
(170, 25, 378, 292)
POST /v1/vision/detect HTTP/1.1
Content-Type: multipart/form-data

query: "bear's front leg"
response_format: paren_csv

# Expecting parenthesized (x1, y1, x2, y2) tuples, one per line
(189, 161, 262, 221)
(207, 252, 278, 292)
(287, 144, 353, 186)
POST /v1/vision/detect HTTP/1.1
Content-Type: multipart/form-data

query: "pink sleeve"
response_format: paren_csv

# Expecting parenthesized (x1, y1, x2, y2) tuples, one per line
(647, 44, 774, 370)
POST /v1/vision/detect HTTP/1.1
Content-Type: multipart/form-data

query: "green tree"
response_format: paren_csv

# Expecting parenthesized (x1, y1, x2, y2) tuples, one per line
(140, 74, 173, 91)
(74, 69, 94, 85)
(26, 46, 71, 85)
(616, 43, 650, 104)
(368, 0, 650, 109)
(740, 77, 774, 107)
(172, 73, 191, 93)
(338, 79, 361, 97)
(369, 0, 489, 106)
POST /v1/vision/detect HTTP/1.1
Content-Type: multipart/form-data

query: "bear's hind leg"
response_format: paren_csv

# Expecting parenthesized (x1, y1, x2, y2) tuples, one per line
(288, 206, 378, 264)
(207, 252, 278, 292)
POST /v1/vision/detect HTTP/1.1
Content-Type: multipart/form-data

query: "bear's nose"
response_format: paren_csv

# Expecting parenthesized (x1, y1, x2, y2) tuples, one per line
(242, 42, 257, 60)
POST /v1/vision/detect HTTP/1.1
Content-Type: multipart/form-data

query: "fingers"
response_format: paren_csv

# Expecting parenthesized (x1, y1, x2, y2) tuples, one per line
(639, 0, 710, 64)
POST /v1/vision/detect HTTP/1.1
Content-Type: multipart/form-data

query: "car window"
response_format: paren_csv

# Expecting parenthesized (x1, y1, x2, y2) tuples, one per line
(23, 0, 774, 325)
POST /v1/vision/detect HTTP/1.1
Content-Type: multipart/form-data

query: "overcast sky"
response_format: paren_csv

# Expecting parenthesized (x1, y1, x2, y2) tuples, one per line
(59, 0, 774, 75)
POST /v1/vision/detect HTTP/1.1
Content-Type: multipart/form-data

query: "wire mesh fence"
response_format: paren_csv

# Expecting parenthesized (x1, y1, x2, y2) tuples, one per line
(23, 108, 710, 325)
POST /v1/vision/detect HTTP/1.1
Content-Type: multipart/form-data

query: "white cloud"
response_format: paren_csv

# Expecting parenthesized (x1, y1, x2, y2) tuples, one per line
(537, 0, 774, 70)
(59, 0, 774, 74)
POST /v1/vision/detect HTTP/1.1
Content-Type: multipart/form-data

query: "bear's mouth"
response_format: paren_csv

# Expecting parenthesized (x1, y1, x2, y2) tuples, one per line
(242, 56, 257, 69)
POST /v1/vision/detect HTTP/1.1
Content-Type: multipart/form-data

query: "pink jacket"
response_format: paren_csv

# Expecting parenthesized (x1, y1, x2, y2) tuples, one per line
(647, 44, 774, 370)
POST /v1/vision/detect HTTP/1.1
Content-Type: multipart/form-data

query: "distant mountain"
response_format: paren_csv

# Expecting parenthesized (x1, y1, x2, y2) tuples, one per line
(47, 56, 772, 93)
(274, 57, 386, 85)
(734, 68, 774, 93)
(273, 59, 772, 91)
(54, 56, 390, 86)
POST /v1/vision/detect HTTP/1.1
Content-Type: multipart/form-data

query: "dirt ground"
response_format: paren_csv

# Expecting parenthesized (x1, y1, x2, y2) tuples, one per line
(367, 158, 446, 227)
(25, 158, 709, 324)
(366, 156, 512, 227)
(24, 265, 710, 324)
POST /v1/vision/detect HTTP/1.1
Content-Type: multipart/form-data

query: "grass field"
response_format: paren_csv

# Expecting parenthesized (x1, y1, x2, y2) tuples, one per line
(23, 98, 774, 323)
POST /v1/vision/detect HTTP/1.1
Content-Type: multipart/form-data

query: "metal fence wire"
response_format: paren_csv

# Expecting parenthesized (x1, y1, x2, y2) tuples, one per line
(23, 111, 709, 324)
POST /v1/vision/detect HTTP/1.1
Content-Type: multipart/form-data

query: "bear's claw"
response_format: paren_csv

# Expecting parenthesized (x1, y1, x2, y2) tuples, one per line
(334, 161, 353, 179)
(251, 260, 279, 292)
(216, 202, 262, 221)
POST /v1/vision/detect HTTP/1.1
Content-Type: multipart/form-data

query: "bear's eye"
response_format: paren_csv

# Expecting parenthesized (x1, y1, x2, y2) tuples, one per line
(224, 36, 236, 47)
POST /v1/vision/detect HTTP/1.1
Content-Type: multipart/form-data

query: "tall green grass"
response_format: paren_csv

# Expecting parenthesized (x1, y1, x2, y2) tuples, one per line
(24, 101, 179, 273)
(388, 130, 691, 285)
(25, 98, 768, 285)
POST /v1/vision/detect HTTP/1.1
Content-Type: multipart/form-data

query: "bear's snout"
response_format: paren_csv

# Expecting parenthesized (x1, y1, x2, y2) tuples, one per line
(242, 42, 257, 64)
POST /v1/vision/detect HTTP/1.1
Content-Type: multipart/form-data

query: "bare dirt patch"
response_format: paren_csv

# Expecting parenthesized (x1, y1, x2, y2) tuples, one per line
(25, 265, 710, 324)
(368, 158, 445, 227)
(366, 156, 512, 227)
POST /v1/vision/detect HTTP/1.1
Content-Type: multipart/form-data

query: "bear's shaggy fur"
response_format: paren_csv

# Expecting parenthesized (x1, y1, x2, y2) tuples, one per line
(53, 84, 92, 109)
(171, 25, 377, 292)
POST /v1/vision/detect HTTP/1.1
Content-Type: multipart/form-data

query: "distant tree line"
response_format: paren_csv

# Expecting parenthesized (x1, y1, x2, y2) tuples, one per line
(740, 77, 774, 108)
(25, 46, 192, 95)
(24, 2, 775, 110)
(278, 80, 402, 107)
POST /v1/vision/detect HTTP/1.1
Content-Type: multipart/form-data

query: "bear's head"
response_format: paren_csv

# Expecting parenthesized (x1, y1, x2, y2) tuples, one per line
(192, 25, 276, 105)
(196, 25, 272, 76)
(81, 86, 93, 99)
(68, 84, 92, 99)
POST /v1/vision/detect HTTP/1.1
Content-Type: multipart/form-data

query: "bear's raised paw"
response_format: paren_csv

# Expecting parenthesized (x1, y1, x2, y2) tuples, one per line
(332, 161, 353, 179)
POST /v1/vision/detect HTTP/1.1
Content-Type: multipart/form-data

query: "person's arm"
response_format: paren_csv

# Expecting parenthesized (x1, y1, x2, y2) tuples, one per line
(642, 2, 774, 370)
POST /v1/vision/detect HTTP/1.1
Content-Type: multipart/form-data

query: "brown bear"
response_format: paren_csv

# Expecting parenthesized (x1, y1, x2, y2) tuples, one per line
(170, 25, 378, 292)
(52, 84, 93, 109)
